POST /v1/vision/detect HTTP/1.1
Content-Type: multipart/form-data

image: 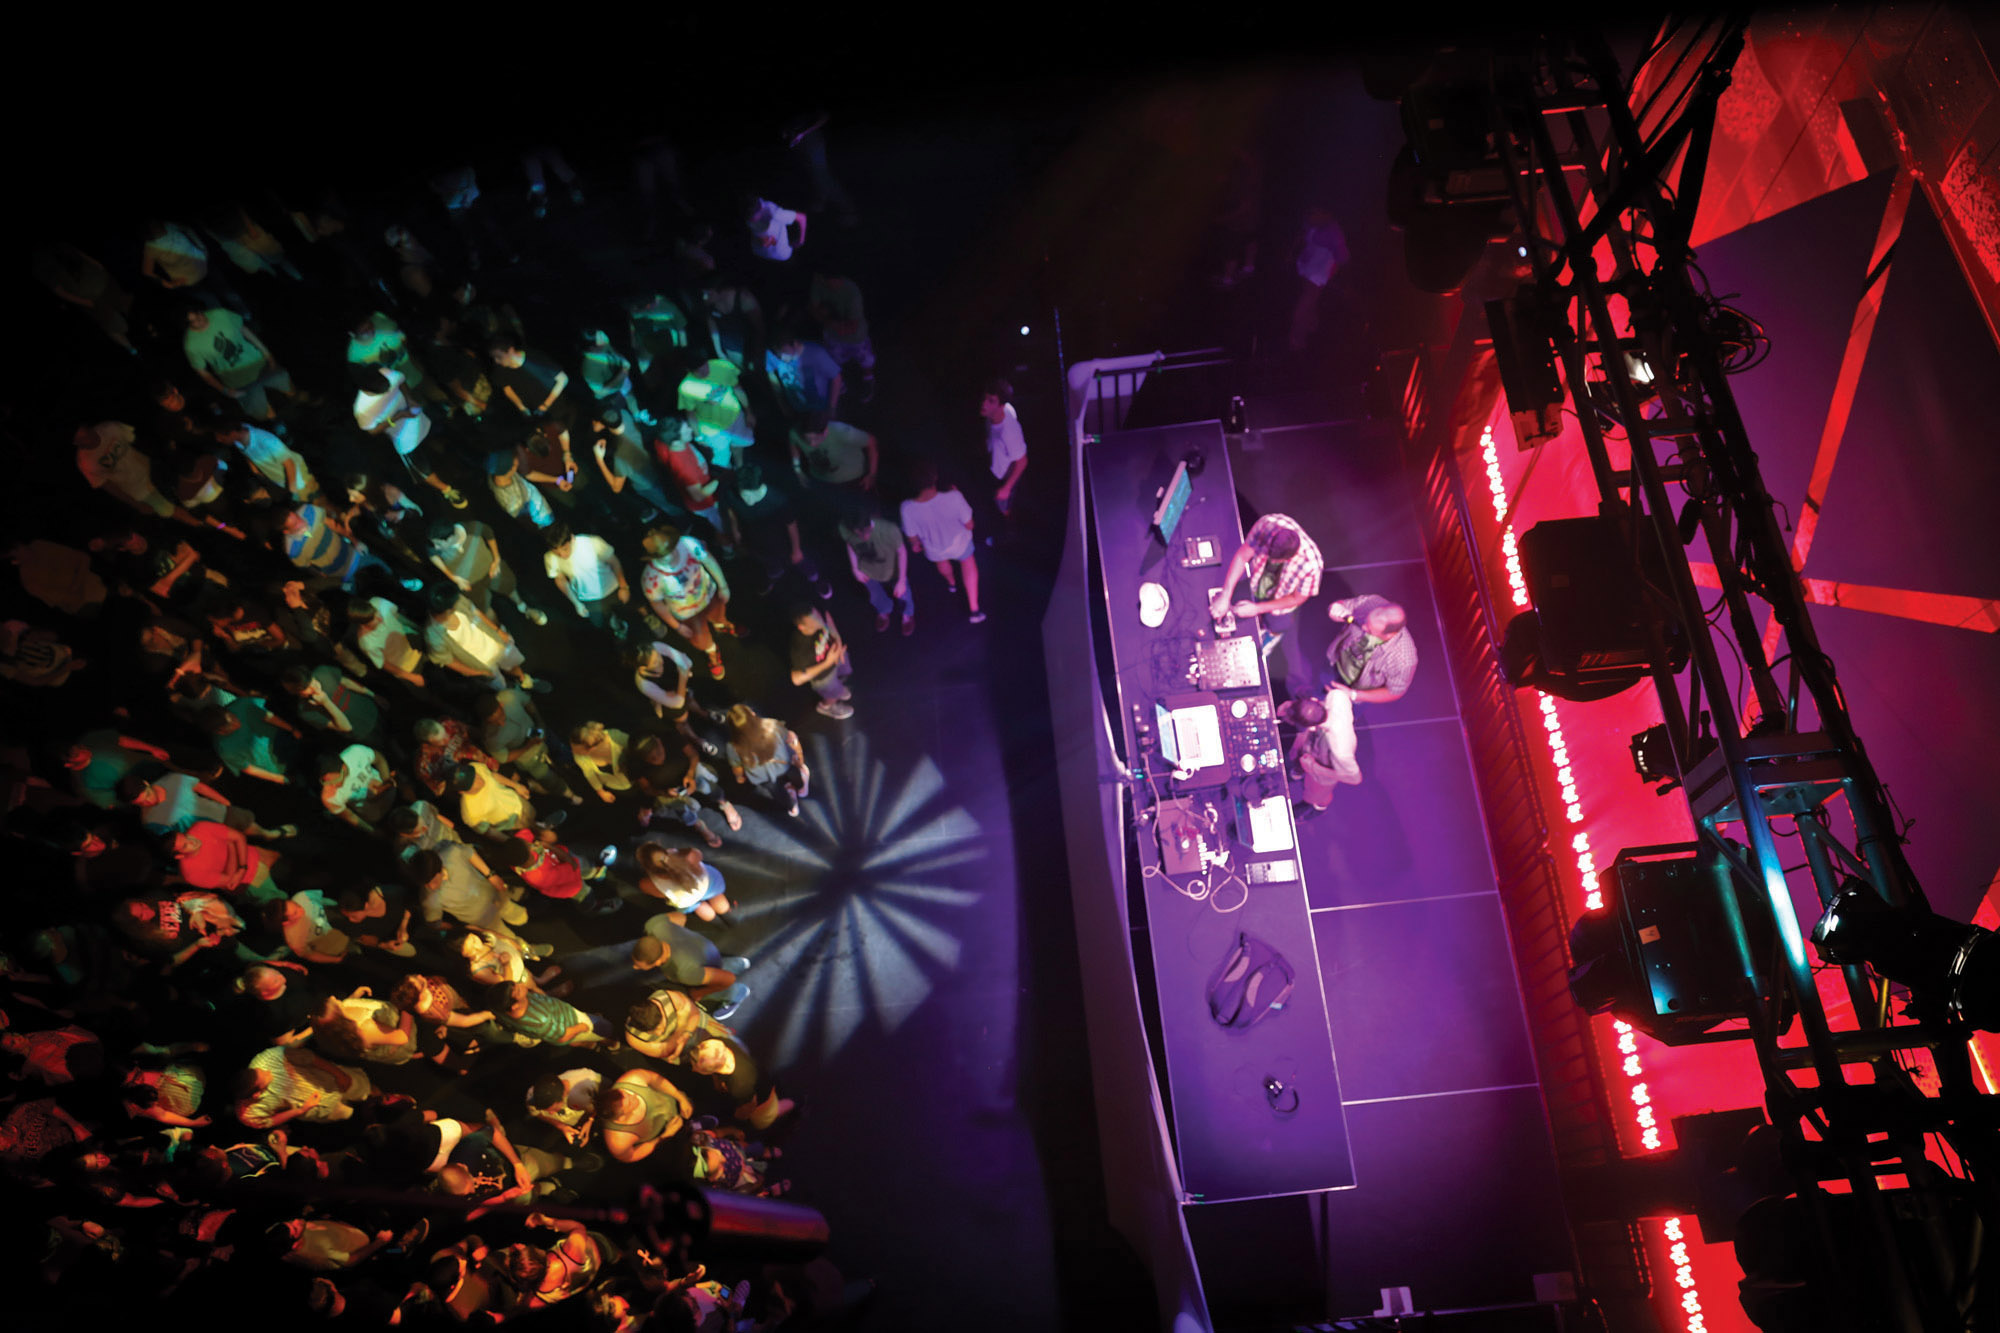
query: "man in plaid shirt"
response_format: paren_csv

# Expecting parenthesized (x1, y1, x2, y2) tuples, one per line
(1209, 513, 1323, 693)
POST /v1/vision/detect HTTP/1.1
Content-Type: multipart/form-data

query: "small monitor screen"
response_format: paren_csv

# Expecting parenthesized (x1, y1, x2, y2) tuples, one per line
(1153, 462, 1192, 543)
(1155, 700, 1180, 765)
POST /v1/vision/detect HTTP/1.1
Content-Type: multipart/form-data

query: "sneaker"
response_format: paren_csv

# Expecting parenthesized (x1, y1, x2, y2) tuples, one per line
(815, 700, 854, 720)
(969, 611, 987, 624)
(567, 1151, 605, 1173)
(718, 955, 751, 974)
(536, 809, 569, 830)
(875, 613, 891, 633)
(520, 604, 549, 626)
(901, 614, 915, 636)
(442, 486, 470, 510)
(704, 983, 750, 1021)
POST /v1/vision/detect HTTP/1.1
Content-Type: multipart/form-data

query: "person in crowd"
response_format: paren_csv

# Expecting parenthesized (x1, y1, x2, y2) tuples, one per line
(839, 502, 913, 634)
(630, 734, 738, 845)
(412, 716, 493, 800)
(596, 1067, 693, 1165)
(277, 502, 397, 591)
(807, 270, 874, 400)
(633, 841, 732, 925)
(981, 378, 1028, 517)
(788, 605, 853, 719)
(478, 688, 579, 806)
(485, 978, 608, 1050)
(201, 695, 305, 787)
(900, 462, 983, 623)
(182, 304, 302, 422)
(490, 338, 579, 433)
(627, 292, 691, 375)
(653, 415, 725, 534)
(681, 1032, 793, 1130)
(352, 365, 467, 509)
(724, 461, 827, 597)
(121, 769, 295, 842)
(450, 759, 560, 841)
(675, 351, 754, 472)
(487, 451, 557, 532)
(216, 421, 318, 505)
(317, 744, 399, 834)
(722, 704, 809, 818)
(765, 327, 843, 423)
(699, 277, 764, 369)
(74, 421, 195, 525)
(280, 662, 388, 748)
(638, 521, 734, 679)
(487, 827, 618, 915)
(590, 406, 677, 522)
(742, 194, 807, 263)
(347, 596, 429, 689)
(568, 720, 634, 805)
(632, 921, 752, 1017)
(788, 411, 877, 493)
(543, 524, 630, 634)
(423, 586, 548, 693)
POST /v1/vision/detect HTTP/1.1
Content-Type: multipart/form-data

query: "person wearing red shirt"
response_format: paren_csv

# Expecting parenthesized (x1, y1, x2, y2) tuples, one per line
(489, 830, 621, 916)
(171, 820, 281, 901)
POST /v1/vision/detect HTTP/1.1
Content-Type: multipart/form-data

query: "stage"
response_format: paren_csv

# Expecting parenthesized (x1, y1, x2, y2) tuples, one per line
(1052, 386, 1575, 1327)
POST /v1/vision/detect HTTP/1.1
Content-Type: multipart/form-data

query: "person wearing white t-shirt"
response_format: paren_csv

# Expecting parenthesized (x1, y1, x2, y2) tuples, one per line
(743, 195, 806, 263)
(423, 585, 546, 692)
(352, 366, 468, 510)
(542, 525, 630, 634)
(980, 379, 1027, 517)
(899, 463, 983, 624)
(217, 422, 317, 503)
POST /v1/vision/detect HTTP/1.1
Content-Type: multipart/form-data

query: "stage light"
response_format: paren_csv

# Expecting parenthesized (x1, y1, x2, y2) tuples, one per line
(1629, 724, 1679, 793)
(1019, 324, 1031, 336)
(1811, 879, 2000, 1029)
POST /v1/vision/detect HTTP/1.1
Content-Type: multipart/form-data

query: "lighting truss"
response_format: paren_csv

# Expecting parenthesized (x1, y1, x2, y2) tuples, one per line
(1478, 24, 1996, 1330)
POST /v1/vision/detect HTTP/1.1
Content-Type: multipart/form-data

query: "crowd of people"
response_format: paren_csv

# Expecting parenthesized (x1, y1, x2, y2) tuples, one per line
(5, 128, 1031, 1330)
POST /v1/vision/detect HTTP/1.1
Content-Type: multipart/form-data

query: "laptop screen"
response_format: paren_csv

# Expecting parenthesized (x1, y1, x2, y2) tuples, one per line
(1155, 700, 1180, 765)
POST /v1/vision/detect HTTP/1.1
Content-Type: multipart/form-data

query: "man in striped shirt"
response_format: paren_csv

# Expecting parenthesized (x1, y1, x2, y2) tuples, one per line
(278, 504, 393, 590)
(1209, 512, 1324, 694)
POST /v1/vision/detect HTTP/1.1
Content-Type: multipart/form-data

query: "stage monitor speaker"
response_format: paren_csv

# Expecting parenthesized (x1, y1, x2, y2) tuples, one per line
(1520, 514, 1686, 677)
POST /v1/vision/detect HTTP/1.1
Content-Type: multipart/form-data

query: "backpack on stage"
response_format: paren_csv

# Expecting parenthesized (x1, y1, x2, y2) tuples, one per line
(1206, 931, 1294, 1031)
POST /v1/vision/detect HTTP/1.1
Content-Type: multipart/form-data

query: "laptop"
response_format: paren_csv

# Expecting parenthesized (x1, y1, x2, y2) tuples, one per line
(1157, 691, 1226, 787)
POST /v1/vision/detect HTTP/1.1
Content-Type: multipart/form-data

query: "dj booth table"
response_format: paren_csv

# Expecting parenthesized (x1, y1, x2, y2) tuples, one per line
(1084, 421, 1356, 1203)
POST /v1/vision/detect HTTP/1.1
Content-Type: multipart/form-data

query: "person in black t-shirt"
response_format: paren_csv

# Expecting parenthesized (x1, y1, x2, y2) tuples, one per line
(721, 462, 828, 597)
(489, 340, 578, 433)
